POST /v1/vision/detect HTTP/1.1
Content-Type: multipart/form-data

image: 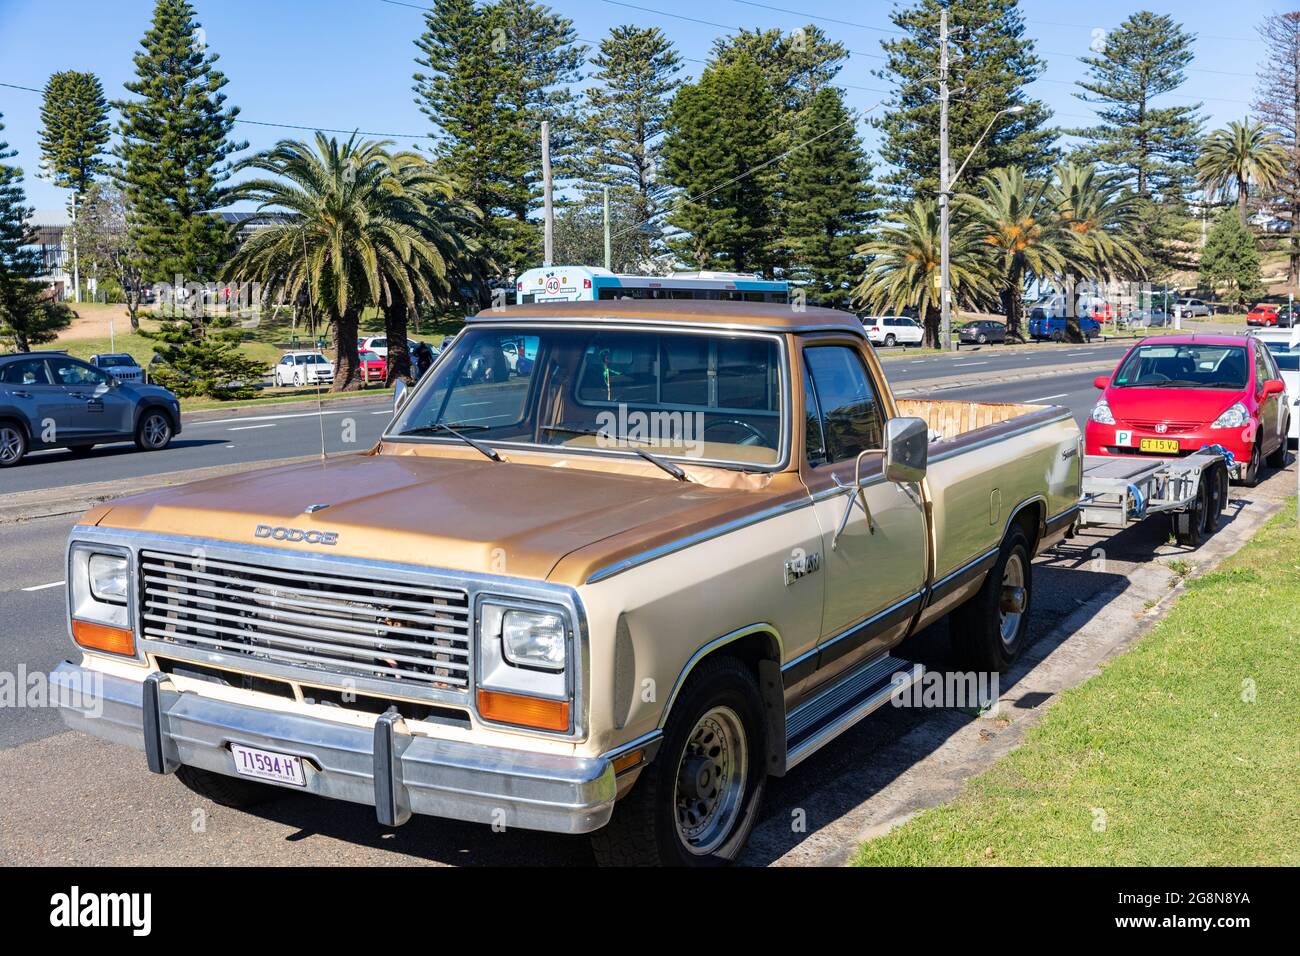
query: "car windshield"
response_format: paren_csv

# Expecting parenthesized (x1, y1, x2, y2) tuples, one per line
(389, 326, 786, 467)
(101, 354, 135, 366)
(1112, 344, 1249, 389)
(1263, 340, 1300, 372)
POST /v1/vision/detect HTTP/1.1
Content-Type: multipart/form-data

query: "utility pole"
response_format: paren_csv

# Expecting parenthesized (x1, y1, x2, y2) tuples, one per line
(541, 120, 554, 267)
(938, 9, 954, 352)
(603, 186, 612, 271)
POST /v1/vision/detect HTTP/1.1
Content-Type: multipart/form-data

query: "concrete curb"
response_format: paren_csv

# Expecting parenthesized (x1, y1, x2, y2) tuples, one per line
(0, 455, 326, 525)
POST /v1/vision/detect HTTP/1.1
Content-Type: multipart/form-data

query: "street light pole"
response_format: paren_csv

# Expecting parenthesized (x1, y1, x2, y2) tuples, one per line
(938, 9, 953, 352)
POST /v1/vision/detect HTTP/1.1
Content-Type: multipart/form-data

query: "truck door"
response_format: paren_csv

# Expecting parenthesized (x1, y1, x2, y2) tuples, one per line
(800, 341, 928, 689)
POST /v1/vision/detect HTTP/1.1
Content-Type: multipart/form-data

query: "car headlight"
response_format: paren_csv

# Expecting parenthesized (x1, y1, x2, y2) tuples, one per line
(1090, 400, 1115, 425)
(1212, 402, 1249, 429)
(501, 609, 566, 670)
(88, 553, 129, 604)
(69, 545, 133, 649)
(477, 600, 572, 732)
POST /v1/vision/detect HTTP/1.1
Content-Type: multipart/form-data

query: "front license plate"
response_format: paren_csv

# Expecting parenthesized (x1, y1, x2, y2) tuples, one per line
(1139, 438, 1180, 454)
(229, 743, 306, 787)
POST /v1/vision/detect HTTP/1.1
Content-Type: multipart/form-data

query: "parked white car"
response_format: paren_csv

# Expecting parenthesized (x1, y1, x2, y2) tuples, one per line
(273, 351, 335, 387)
(1174, 298, 1212, 318)
(861, 315, 924, 347)
(358, 336, 424, 360)
(1252, 330, 1300, 445)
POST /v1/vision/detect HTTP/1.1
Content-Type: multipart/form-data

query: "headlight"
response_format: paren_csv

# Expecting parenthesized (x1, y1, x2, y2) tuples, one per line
(69, 545, 132, 639)
(477, 600, 572, 732)
(1090, 400, 1115, 425)
(501, 609, 566, 670)
(88, 553, 128, 604)
(1212, 402, 1249, 429)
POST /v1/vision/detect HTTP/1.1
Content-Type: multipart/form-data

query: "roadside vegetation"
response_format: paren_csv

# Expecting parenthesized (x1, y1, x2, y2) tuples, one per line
(855, 501, 1300, 866)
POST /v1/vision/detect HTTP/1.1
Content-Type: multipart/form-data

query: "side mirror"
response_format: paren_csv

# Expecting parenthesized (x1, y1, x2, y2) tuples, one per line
(1093, 376, 1110, 390)
(1263, 378, 1286, 397)
(393, 378, 410, 413)
(883, 416, 928, 484)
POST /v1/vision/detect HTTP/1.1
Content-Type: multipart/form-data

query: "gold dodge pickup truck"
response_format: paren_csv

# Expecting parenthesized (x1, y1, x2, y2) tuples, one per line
(54, 301, 1082, 865)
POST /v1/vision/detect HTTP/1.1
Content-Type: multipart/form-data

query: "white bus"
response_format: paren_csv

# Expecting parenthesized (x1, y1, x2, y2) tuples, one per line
(515, 266, 790, 305)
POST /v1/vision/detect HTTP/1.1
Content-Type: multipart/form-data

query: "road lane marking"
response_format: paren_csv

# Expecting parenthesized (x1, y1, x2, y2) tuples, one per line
(229, 424, 276, 431)
(953, 361, 989, 367)
(21, 581, 64, 592)
(371, 410, 392, 415)
(1026, 393, 1068, 402)
(190, 407, 375, 426)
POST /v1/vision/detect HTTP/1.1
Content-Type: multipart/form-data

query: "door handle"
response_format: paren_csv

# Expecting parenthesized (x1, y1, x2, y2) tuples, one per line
(12, 391, 32, 399)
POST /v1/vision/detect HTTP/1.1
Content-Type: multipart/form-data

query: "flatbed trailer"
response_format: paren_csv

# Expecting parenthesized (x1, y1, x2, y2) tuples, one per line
(1078, 452, 1231, 547)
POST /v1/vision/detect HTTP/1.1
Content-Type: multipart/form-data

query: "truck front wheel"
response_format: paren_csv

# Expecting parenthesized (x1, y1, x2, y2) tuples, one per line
(590, 656, 766, 867)
(949, 526, 1033, 673)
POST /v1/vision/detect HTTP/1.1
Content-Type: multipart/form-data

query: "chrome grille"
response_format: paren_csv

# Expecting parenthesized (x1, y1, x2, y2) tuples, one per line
(138, 550, 471, 693)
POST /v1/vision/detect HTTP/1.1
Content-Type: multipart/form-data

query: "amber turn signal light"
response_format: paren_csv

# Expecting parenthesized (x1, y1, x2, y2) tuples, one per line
(72, 619, 135, 657)
(477, 689, 570, 731)
(611, 749, 643, 774)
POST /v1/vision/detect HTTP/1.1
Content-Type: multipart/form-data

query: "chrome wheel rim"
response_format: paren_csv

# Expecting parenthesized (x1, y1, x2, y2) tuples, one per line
(0, 426, 22, 464)
(674, 705, 747, 856)
(143, 415, 169, 447)
(999, 554, 1025, 647)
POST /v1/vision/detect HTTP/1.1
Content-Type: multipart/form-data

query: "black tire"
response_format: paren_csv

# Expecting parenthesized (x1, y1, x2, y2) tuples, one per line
(1266, 426, 1288, 469)
(590, 655, 766, 867)
(950, 525, 1033, 673)
(884, 333, 897, 347)
(135, 408, 173, 451)
(1238, 438, 1263, 487)
(1203, 463, 1227, 533)
(0, 420, 27, 467)
(1173, 478, 1208, 547)
(175, 765, 282, 810)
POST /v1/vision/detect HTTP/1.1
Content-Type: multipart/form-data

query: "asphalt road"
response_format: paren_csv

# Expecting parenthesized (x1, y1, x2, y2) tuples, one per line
(878, 339, 1128, 385)
(3, 400, 394, 495)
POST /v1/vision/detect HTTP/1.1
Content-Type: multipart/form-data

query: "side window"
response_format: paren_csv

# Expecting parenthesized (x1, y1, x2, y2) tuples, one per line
(47, 358, 108, 387)
(0, 359, 52, 385)
(803, 366, 826, 466)
(804, 346, 884, 465)
(1254, 344, 1273, 386)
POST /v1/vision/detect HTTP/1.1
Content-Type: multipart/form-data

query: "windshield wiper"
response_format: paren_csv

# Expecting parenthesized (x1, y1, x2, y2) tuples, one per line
(400, 422, 502, 462)
(632, 446, 689, 481)
(540, 424, 694, 481)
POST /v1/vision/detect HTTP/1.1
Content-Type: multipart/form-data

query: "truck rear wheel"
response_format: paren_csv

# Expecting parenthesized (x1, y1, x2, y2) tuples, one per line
(175, 764, 282, 810)
(949, 526, 1033, 673)
(590, 656, 766, 867)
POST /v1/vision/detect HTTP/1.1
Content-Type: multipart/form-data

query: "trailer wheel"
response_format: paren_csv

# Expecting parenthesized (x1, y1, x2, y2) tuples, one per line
(1173, 478, 1209, 547)
(1203, 463, 1228, 533)
(950, 526, 1033, 673)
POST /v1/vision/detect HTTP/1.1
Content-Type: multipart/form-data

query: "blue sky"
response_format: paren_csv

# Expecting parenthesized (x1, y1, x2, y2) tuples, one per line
(0, 0, 1284, 212)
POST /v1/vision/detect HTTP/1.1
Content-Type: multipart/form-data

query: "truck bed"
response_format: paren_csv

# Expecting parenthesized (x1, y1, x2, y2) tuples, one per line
(895, 399, 1047, 441)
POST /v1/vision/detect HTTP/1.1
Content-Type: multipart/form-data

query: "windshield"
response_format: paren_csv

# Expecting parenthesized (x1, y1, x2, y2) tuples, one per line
(1112, 344, 1249, 389)
(101, 354, 135, 366)
(1263, 340, 1300, 372)
(389, 326, 786, 467)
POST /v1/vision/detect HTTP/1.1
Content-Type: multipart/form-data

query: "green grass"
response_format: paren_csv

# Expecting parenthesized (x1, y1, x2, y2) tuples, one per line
(854, 501, 1300, 867)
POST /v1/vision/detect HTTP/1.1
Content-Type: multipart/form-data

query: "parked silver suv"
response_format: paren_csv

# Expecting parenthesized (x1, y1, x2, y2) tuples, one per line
(0, 352, 182, 467)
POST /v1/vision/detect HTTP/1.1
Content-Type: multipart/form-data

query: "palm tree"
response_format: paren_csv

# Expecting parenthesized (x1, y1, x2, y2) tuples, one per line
(376, 151, 484, 384)
(223, 134, 455, 391)
(854, 198, 997, 348)
(1050, 162, 1143, 281)
(968, 167, 1067, 339)
(1196, 119, 1288, 226)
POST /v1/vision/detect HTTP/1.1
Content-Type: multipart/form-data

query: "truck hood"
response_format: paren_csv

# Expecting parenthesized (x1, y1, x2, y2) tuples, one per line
(94, 452, 795, 584)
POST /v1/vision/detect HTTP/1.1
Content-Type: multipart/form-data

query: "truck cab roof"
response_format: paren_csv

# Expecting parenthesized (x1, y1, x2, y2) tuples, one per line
(472, 299, 864, 334)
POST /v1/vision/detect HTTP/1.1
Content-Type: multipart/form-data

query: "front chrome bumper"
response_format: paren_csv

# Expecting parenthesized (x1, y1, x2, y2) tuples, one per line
(52, 661, 616, 835)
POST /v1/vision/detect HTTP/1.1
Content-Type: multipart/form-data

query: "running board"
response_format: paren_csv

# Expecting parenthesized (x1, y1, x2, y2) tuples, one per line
(785, 655, 922, 771)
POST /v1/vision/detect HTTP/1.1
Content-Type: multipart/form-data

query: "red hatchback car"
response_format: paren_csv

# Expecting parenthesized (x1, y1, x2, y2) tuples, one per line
(359, 349, 387, 384)
(1086, 335, 1291, 486)
(1247, 303, 1280, 326)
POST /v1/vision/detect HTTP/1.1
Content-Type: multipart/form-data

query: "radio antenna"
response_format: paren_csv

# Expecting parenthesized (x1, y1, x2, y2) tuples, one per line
(299, 226, 327, 461)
